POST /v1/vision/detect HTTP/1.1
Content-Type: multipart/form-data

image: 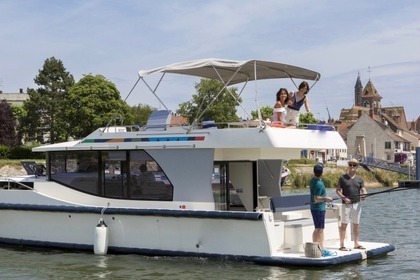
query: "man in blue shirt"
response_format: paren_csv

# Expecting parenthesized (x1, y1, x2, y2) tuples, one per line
(310, 163, 333, 254)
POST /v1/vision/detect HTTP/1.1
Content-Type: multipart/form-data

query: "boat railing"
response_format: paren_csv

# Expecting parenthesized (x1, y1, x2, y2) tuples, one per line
(1, 177, 37, 192)
(220, 121, 335, 131)
(98, 121, 336, 133)
(100, 125, 142, 133)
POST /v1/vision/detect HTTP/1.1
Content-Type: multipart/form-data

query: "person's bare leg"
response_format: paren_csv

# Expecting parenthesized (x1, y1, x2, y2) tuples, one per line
(319, 229, 324, 249)
(339, 223, 348, 248)
(353, 223, 360, 247)
(313, 228, 325, 250)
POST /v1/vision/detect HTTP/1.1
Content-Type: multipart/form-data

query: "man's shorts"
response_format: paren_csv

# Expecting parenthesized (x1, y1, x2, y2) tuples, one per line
(341, 203, 362, 224)
(311, 209, 326, 229)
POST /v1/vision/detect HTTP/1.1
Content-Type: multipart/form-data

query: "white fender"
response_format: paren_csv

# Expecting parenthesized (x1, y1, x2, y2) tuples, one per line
(93, 218, 108, 255)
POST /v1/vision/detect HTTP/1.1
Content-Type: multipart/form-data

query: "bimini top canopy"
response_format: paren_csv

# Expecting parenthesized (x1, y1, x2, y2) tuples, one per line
(138, 59, 320, 85)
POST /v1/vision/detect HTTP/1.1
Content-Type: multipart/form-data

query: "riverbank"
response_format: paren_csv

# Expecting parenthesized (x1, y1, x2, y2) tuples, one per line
(0, 165, 27, 177)
(285, 163, 403, 188)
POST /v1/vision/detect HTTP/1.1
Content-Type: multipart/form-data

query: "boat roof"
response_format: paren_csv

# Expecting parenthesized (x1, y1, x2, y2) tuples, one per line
(138, 59, 320, 85)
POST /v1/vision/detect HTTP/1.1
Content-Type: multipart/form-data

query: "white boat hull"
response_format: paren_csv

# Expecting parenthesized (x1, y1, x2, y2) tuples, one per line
(0, 189, 394, 267)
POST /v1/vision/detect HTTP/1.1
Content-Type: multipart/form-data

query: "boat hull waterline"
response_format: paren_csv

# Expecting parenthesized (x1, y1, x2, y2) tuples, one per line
(0, 198, 394, 267)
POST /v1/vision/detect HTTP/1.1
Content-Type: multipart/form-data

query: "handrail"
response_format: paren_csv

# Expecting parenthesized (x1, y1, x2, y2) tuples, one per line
(2, 177, 37, 192)
(358, 155, 416, 176)
(96, 121, 336, 132)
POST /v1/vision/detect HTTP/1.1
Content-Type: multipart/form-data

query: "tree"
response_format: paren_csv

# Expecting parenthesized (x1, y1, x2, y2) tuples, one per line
(20, 57, 75, 144)
(0, 100, 18, 147)
(130, 104, 157, 126)
(11, 105, 26, 145)
(299, 113, 318, 124)
(66, 74, 134, 139)
(250, 108, 319, 124)
(177, 79, 242, 124)
(251, 106, 273, 120)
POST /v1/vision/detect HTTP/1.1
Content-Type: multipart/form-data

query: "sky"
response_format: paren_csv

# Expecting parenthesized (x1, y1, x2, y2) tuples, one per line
(1, 0, 420, 122)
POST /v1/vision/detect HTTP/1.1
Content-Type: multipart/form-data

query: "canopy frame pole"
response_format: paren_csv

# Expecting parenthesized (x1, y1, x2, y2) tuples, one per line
(139, 73, 169, 111)
(139, 73, 187, 129)
(189, 64, 249, 131)
(253, 60, 264, 129)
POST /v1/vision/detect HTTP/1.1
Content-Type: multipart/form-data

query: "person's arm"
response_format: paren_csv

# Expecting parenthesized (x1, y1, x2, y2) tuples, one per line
(314, 195, 332, 203)
(336, 182, 351, 204)
(287, 92, 295, 107)
(360, 179, 367, 200)
(304, 97, 311, 114)
(313, 182, 332, 203)
(273, 103, 282, 123)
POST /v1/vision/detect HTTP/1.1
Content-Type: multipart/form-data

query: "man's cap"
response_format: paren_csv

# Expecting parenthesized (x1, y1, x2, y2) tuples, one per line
(348, 158, 359, 165)
(314, 163, 324, 173)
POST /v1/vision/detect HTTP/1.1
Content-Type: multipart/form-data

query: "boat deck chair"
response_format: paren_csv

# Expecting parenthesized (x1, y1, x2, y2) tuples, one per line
(20, 161, 37, 175)
(20, 161, 47, 176)
(145, 110, 172, 130)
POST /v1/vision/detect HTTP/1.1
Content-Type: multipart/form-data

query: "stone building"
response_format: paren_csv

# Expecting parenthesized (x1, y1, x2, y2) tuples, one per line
(0, 88, 29, 106)
(335, 73, 419, 162)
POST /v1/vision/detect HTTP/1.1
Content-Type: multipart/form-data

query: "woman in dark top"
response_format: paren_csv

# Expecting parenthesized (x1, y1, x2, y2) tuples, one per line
(285, 81, 311, 126)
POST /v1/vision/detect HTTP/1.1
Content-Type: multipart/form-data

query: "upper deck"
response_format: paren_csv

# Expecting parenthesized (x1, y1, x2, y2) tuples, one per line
(34, 118, 346, 162)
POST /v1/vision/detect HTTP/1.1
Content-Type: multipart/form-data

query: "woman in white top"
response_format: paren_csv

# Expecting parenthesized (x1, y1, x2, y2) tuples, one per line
(272, 88, 290, 127)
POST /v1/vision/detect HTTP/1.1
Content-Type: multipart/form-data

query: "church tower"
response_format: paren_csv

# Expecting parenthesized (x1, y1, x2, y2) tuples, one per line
(354, 72, 363, 106)
(361, 79, 382, 113)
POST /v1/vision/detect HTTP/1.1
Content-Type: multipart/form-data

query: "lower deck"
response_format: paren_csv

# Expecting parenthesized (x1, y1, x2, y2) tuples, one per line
(256, 241, 395, 267)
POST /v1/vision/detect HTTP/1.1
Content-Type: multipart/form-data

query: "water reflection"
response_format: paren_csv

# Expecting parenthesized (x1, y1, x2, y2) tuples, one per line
(95, 255, 109, 268)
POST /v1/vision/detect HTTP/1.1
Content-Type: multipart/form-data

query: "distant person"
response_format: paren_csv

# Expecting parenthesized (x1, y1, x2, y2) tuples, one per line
(335, 158, 368, 251)
(310, 163, 333, 255)
(272, 88, 290, 127)
(137, 164, 155, 187)
(285, 81, 311, 126)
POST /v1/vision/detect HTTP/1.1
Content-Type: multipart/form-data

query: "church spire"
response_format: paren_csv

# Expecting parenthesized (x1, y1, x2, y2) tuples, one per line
(354, 71, 363, 106)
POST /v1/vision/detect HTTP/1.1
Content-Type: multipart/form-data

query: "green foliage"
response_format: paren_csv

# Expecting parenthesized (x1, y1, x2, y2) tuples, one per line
(0, 145, 11, 159)
(286, 163, 407, 189)
(372, 169, 403, 187)
(0, 101, 18, 147)
(8, 146, 44, 159)
(130, 104, 157, 126)
(321, 172, 342, 188)
(0, 145, 44, 160)
(299, 112, 318, 124)
(249, 108, 319, 123)
(20, 57, 75, 144)
(290, 173, 311, 188)
(251, 106, 273, 120)
(11, 104, 26, 120)
(11, 105, 27, 145)
(288, 158, 317, 165)
(66, 74, 134, 139)
(177, 79, 242, 124)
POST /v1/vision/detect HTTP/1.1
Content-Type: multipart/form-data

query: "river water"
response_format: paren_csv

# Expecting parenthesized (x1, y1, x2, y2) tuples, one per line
(0, 186, 418, 280)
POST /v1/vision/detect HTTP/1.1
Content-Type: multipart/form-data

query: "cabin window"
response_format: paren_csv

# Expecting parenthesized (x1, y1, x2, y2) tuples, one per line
(49, 150, 173, 201)
(50, 151, 100, 195)
(128, 151, 173, 200)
